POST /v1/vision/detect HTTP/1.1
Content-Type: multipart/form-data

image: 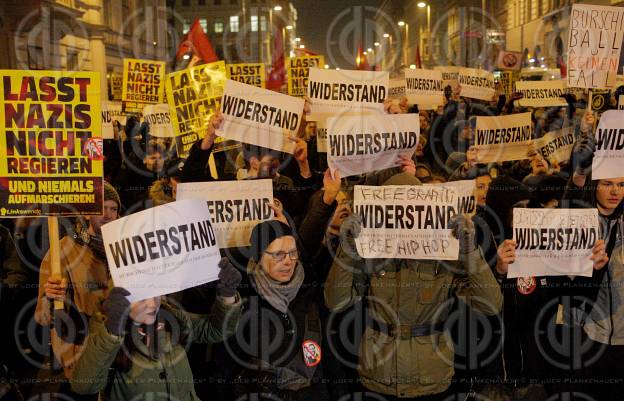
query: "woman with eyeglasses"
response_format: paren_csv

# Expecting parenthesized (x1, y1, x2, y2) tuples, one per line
(222, 219, 329, 401)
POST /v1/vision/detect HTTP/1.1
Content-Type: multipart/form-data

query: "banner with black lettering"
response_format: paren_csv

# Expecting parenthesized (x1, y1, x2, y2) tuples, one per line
(425, 180, 477, 217)
(227, 63, 266, 88)
(0, 70, 103, 217)
(317, 126, 328, 153)
(142, 103, 174, 138)
(388, 78, 406, 100)
(434, 66, 461, 83)
(567, 4, 624, 89)
(535, 127, 575, 164)
(353, 184, 460, 260)
(592, 110, 624, 179)
(511, 208, 599, 278)
(474, 112, 532, 163)
(176, 179, 273, 248)
(327, 114, 418, 177)
(122, 58, 166, 112)
(286, 55, 324, 97)
(218, 79, 304, 153)
(166, 61, 227, 158)
(404, 68, 444, 106)
(515, 80, 568, 107)
(102, 101, 125, 139)
(459, 68, 495, 101)
(102, 198, 221, 301)
(307, 68, 388, 120)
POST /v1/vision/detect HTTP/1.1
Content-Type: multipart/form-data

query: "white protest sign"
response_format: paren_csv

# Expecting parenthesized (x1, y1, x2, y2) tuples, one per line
(307, 68, 388, 121)
(567, 4, 624, 89)
(101, 199, 221, 302)
(353, 184, 459, 260)
(434, 66, 461, 83)
(592, 110, 624, 179)
(536, 127, 575, 164)
(217, 79, 304, 154)
(317, 126, 328, 153)
(515, 80, 569, 107)
(142, 103, 174, 138)
(101, 101, 125, 139)
(511, 208, 599, 278)
(425, 180, 477, 216)
(327, 114, 419, 177)
(474, 112, 532, 163)
(459, 68, 495, 101)
(388, 78, 406, 100)
(176, 179, 273, 248)
(404, 68, 445, 107)
(619, 95, 624, 110)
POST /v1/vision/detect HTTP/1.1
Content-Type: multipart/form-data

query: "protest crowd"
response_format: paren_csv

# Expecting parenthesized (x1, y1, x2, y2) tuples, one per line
(1, 4, 624, 401)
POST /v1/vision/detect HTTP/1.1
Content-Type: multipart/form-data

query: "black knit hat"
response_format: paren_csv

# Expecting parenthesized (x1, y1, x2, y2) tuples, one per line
(249, 220, 294, 262)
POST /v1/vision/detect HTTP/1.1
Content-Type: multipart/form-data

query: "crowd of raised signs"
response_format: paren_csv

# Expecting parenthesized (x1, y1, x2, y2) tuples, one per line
(1, 68, 624, 401)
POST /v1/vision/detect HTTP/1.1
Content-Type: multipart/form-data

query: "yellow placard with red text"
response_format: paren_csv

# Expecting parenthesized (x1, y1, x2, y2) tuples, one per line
(0, 70, 103, 217)
(286, 55, 324, 97)
(227, 63, 266, 88)
(122, 58, 166, 112)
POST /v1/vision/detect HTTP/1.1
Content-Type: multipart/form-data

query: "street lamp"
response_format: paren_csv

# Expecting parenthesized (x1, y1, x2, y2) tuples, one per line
(300, 44, 305, 49)
(273, 5, 282, 11)
(383, 33, 390, 38)
(285, 25, 292, 30)
(367, 48, 372, 52)
(324, 64, 329, 69)
(374, 42, 380, 47)
(295, 37, 301, 42)
(417, 2, 426, 7)
(398, 20, 405, 26)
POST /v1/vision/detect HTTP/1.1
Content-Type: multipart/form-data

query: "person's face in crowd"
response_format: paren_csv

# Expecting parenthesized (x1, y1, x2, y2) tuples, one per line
(459, 125, 471, 140)
(88, 200, 119, 235)
(144, 151, 165, 172)
(530, 154, 548, 175)
(130, 296, 161, 325)
(260, 235, 298, 283)
(305, 121, 317, 138)
(415, 166, 431, 180)
(466, 145, 478, 165)
(596, 178, 624, 215)
(415, 136, 427, 157)
(419, 113, 429, 131)
(258, 155, 279, 178)
(474, 175, 492, 207)
(329, 192, 350, 232)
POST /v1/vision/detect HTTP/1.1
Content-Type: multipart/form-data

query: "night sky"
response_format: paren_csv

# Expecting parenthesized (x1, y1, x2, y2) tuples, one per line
(291, 0, 382, 69)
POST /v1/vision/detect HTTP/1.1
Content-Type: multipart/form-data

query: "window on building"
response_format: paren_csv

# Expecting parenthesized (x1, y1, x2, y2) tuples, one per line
(230, 15, 239, 32)
(214, 20, 224, 33)
(199, 18, 208, 32)
(260, 15, 267, 31)
(183, 19, 192, 32)
(66, 50, 79, 70)
(251, 15, 258, 32)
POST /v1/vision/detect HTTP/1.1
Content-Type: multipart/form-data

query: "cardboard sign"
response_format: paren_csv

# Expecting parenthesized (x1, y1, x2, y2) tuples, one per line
(176, 179, 273, 248)
(567, 4, 624, 89)
(286, 55, 325, 97)
(536, 127, 575, 164)
(121, 58, 166, 112)
(511, 208, 599, 278)
(102, 198, 221, 302)
(353, 184, 460, 260)
(0, 70, 103, 217)
(307, 68, 388, 120)
(166, 61, 227, 158)
(327, 114, 419, 177)
(404, 68, 444, 106)
(109, 72, 123, 101)
(388, 78, 406, 100)
(142, 103, 174, 138)
(496, 50, 523, 70)
(217, 79, 304, 154)
(227, 63, 266, 88)
(515, 80, 568, 107)
(474, 112, 532, 163)
(592, 110, 624, 179)
(459, 68, 495, 101)
(101, 101, 126, 139)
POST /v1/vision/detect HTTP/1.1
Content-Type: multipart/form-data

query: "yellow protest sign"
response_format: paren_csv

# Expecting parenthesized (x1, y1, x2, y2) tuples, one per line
(227, 63, 266, 88)
(166, 61, 227, 158)
(286, 55, 324, 97)
(122, 58, 166, 112)
(497, 71, 514, 98)
(0, 70, 103, 217)
(109, 72, 123, 101)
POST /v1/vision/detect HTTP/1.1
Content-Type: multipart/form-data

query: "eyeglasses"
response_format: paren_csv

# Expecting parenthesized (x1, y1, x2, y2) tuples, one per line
(264, 249, 299, 262)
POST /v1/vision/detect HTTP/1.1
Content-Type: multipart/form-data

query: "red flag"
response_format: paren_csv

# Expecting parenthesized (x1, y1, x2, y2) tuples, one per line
(356, 45, 369, 70)
(294, 47, 318, 57)
(266, 28, 286, 92)
(557, 54, 567, 78)
(176, 19, 218, 63)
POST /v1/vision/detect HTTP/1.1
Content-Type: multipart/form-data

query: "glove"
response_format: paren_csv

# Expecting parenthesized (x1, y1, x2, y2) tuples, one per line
(449, 214, 476, 254)
(102, 287, 131, 336)
(339, 213, 363, 259)
(570, 135, 597, 174)
(216, 257, 242, 298)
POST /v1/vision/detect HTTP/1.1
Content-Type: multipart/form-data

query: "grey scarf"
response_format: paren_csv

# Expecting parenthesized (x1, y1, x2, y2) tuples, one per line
(247, 260, 304, 313)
